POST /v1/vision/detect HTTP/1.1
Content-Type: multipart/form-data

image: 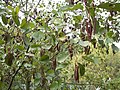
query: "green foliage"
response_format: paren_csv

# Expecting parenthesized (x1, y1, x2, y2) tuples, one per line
(12, 6, 20, 26)
(40, 55, 49, 62)
(5, 53, 14, 66)
(0, 0, 120, 90)
(98, 3, 120, 12)
(2, 15, 8, 25)
(78, 63, 85, 76)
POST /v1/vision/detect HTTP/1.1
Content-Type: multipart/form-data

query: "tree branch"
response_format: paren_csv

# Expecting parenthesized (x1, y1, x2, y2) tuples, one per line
(7, 61, 25, 90)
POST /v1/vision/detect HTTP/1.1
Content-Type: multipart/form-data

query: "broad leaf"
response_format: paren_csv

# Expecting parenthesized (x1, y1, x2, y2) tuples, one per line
(31, 44, 41, 48)
(98, 39, 105, 47)
(29, 22, 35, 29)
(40, 55, 49, 62)
(20, 18, 27, 29)
(0, 9, 6, 15)
(78, 63, 85, 76)
(22, 34, 30, 48)
(112, 44, 119, 52)
(5, 53, 14, 66)
(7, 5, 14, 11)
(57, 52, 69, 63)
(12, 15, 20, 26)
(50, 81, 59, 90)
(21, 18, 35, 29)
(15, 45, 24, 51)
(79, 41, 90, 47)
(82, 55, 94, 63)
(98, 3, 120, 12)
(0, 22, 3, 27)
(12, 8, 20, 26)
(107, 31, 114, 38)
(2, 15, 8, 25)
(71, 3, 83, 11)
(54, 18, 63, 25)
(89, 7, 95, 18)
(105, 38, 114, 44)
(32, 31, 45, 40)
(15, 6, 20, 15)
(0, 40, 4, 45)
(73, 15, 82, 23)
(61, 3, 83, 11)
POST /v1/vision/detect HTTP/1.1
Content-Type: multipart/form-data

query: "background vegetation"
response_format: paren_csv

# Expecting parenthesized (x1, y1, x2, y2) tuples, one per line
(0, 0, 120, 90)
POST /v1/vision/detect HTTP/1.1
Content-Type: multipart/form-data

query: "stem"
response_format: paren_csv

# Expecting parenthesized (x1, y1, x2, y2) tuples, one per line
(35, 0, 41, 8)
(26, 0, 28, 12)
(7, 61, 25, 90)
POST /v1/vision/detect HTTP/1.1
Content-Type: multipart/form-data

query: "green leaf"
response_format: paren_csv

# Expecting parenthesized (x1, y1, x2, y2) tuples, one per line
(0, 22, 3, 27)
(2, 15, 8, 25)
(20, 18, 27, 29)
(71, 3, 83, 11)
(3, 33, 11, 43)
(31, 44, 41, 48)
(61, 3, 83, 11)
(40, 55, 49, 62)
(57, 52, 69, 63)
(0, 81, 7, 90)
(0, 40, 4, 45)
(50, 81, 59, 90)
(21, 18, 35, 29)
(98, 3, 120, 12)
(112, 44, 119, 52)
(15, 6, 20, 15)
(5, 53, 14, 66)
(12, 15, 20, 26)
(61, 5, 70, 11)
(94, 57, 100, 64)
(0, 9, 6, 15)
(89, 7, 95, 18)
(54, 18, 63, 25)
(83, 55, 100, 64)
(56, 63, 68, 70)
(12, 8, 20, 26)
(15, 45, 24, 51)
(32, 31, 45, 40)
(42, 44, 52, 50)
(51, 35, 56, 45)
(78, 63, 85, 76)
(87, 0, 93, 5)
(107, 31, 114, 38)
(7, 5, 14, 11)
(105, 38, 114, 44)
(29, 22, 35, 29)
(98, 39, 105, 47)
(82, 55, 94, 63)
(95, 20, 100, 34)
(22, 34, 30, 47)
(34, 78, 40, 86)
(79, 41, 90, 47)
(73, 15, 82, 23)
(47, 70, 54, 77)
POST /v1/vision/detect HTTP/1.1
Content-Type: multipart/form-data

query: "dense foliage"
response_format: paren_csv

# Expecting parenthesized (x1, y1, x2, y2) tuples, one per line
(0, 0, 120, 90)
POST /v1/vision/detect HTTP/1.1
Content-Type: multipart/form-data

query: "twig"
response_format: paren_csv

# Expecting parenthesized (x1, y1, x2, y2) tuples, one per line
(26, 0, 28, 12)
(35, 0, 41, 8)
(7, 61, 25, 90)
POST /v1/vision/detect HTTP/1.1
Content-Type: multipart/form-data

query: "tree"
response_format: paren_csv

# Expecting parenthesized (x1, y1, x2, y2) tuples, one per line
(0, 0, 120, 89)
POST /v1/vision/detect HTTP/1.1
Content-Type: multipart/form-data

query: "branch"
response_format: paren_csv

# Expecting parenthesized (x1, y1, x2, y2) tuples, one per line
(7, 61, 25, 90)
(26, 0, 28, 12)
(35, 0, 41, 8)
